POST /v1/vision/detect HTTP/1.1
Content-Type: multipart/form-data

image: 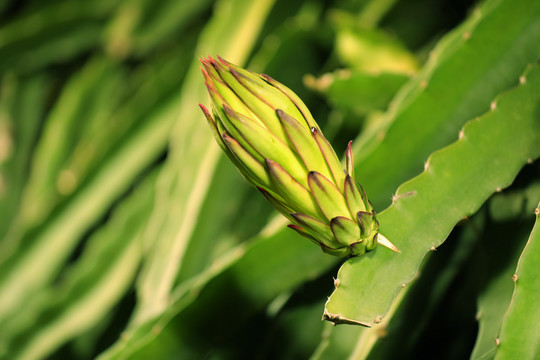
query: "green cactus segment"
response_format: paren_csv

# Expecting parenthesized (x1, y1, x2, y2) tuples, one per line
(495, 203, 540, 359)
(324, 64, 540, 326)
(469, 186, 540, 360)
(311, 323, 366, 360)
(353, 0, 540, 209)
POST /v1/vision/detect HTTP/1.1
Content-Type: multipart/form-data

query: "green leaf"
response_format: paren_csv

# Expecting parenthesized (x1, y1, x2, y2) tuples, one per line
(0, 84, 176, 323)
(0, 73, 48, 241)
(3, 168, 156, 360)
(324, 64, 540, 326)
(98, 226, 337, 359)
(105, 0, 213, 57)
(0, 0, 120, 74)
(13, 58, 124, 232)
(130, 0, 277, 325)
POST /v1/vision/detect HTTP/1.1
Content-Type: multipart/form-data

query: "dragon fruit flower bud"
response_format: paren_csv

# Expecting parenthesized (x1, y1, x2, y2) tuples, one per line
(199, 56, 398, 257)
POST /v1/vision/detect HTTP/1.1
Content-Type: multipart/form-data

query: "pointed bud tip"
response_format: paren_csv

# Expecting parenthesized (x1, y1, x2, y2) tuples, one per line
(307, 170, 323, 181)
(217, 55, 230, 66)
(198, 103, 211, 119)
(265, 158, 280, 171)
(201, 68, 212, 83)
(275, 109, 293, 123)
(199, 103, 217, 128)
(346, 141, 355, 178)
(229, 67, 246, 82)
(203, 80, 218, 96)
(261, 74, 275, 82)
(222, 103, 238, 118)
(200, 59, 216, 76)
(221, 131, 231, 140)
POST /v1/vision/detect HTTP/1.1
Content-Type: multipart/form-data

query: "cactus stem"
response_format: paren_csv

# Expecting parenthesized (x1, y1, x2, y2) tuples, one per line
(377, 233, 400, 253)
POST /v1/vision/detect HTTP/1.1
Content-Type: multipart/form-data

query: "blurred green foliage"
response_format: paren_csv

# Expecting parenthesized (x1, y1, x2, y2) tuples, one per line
(0, 0, 538, 359)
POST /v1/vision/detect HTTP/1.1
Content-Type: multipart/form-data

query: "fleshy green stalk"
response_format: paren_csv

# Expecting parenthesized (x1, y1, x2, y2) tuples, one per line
(199, 56, 398, 257)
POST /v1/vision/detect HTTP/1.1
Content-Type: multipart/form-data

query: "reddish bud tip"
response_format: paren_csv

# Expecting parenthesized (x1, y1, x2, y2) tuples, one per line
(288, 224, 306, 232)
(217, 55, 231, 66)
(201, 67, 210, 79)
(199, 103, 217, 128)
(198, 103, 210, 114)
(203, 80, 215, 95)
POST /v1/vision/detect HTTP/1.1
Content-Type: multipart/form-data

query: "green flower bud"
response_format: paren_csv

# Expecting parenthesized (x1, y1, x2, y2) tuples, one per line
(199, 56, 398, 257)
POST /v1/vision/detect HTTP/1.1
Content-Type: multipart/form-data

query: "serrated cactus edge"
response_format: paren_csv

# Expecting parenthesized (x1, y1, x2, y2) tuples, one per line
(324, 64, 540, 326)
